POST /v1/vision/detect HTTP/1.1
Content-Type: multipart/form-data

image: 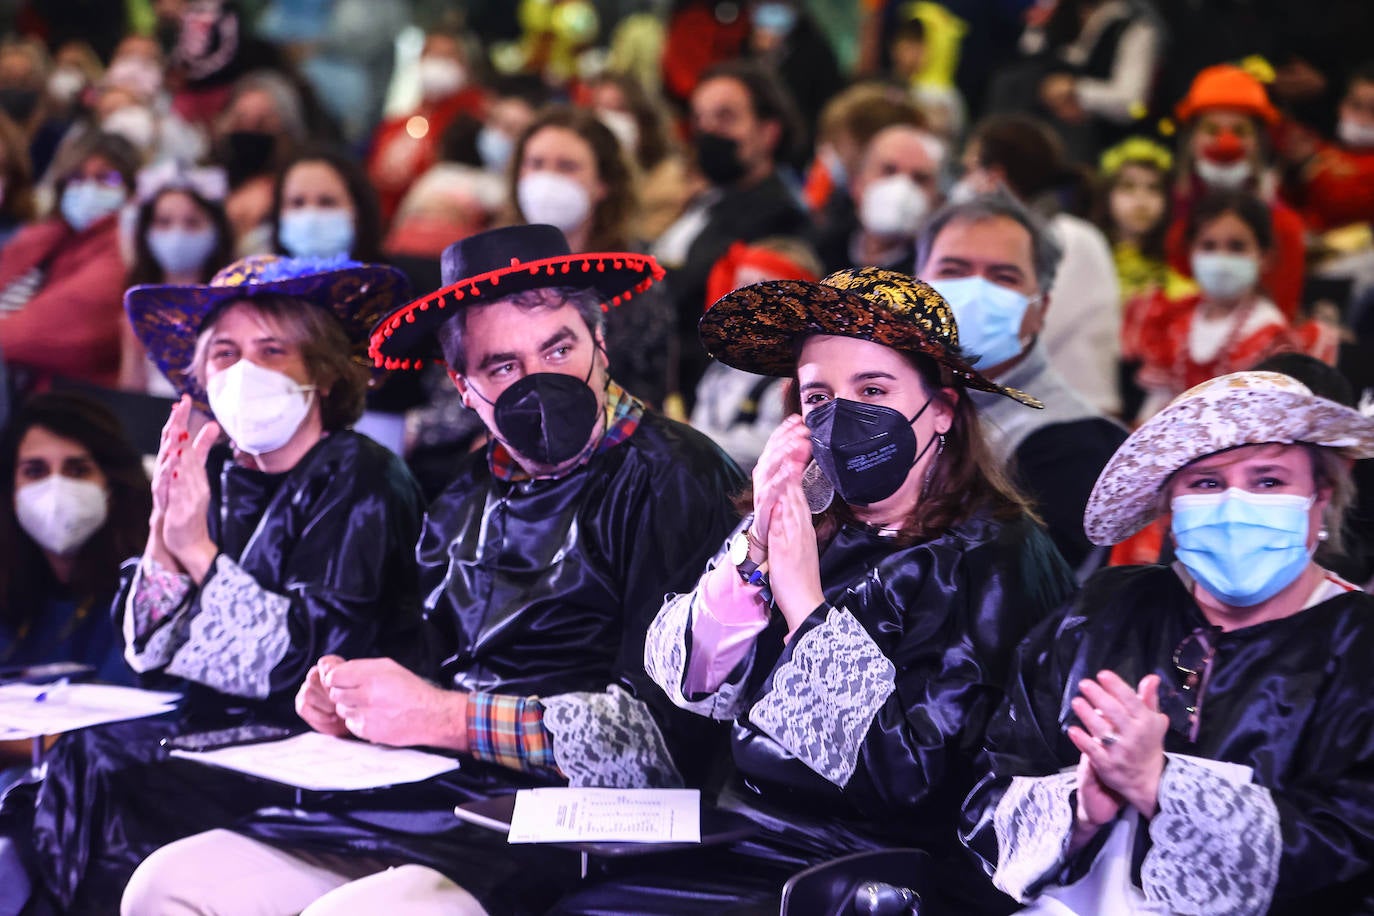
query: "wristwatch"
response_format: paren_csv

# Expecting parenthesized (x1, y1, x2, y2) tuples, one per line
(728, 530, 767, 587)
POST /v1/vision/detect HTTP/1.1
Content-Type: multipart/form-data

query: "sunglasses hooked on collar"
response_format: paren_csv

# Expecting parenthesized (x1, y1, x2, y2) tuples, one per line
(1159, 625, 1222, 742)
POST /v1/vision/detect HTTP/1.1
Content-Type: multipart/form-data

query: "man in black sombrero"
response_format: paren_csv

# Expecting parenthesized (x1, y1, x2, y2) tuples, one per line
(125, 225, 746, 912)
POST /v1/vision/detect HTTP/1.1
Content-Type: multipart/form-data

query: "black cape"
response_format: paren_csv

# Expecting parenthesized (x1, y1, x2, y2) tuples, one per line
(556, 513, 1076, 916)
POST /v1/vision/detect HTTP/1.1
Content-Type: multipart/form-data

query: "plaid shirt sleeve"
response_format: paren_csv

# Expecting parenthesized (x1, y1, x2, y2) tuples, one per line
(466, 692, 559, 774)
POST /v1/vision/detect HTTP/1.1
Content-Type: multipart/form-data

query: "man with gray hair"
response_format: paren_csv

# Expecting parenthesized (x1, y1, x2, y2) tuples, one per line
(918, 191, 1126, 575)
(123, 225, 746, 914)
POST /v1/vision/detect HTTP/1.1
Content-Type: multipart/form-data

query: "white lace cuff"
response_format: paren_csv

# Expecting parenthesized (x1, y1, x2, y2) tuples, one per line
(541, 685, 684, 788)
(991, 771, 1078, 901)
(1141, 754, 1280, 916)
(747, 606, 895, 787)
(644, 590, 754, 720)
(162, 554, 293, 699)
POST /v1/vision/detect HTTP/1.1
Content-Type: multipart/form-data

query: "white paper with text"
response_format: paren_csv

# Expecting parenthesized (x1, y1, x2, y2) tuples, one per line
(506, 787, 701, 844)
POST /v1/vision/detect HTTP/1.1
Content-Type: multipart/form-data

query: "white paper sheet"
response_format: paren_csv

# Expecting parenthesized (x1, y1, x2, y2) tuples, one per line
(506, 787, 701, 844)
(0, 683, 180, 738)
(169, 731, 461, 791)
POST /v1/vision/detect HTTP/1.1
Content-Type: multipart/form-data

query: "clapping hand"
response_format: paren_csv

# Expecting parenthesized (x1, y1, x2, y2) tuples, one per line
(767, 478, 825, 638)
(160, 401, 221, 583)
(1068, 671, 1168, 820)
(752, 416, 811, 544)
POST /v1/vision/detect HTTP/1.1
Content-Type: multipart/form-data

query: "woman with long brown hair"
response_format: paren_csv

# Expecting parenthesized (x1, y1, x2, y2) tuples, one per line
(558, 268, 1077, 913)
(508, 104, 673, 406)
(0, 391, 149, 682)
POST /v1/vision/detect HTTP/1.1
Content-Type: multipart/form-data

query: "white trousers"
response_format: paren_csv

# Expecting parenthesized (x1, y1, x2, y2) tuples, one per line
(121, 828, 490, 916)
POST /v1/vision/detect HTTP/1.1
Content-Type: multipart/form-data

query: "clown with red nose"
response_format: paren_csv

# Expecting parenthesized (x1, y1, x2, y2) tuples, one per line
(1163, 64, 1309, 320)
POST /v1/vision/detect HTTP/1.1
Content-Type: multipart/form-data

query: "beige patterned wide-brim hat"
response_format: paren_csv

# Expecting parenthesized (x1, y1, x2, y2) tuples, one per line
(1084, 371, 1374, 546)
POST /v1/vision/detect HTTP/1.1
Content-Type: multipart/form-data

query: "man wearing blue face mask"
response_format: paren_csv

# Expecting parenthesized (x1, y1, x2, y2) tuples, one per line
(0, 131, 138, 390)
(918, 192, 1127, 575)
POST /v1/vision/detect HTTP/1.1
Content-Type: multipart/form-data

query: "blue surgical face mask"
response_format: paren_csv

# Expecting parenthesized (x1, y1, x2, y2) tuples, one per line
(147, 226, 218, 277)
(477, 125, 513, 172)
(1191, 252, 1259, 301)
(1171, 487, 1316, 607)
(278, 207, 355, 260)
(60, 181, 127, 232)
(753, 2, 798, 35)
(929, 275, 1034, 369)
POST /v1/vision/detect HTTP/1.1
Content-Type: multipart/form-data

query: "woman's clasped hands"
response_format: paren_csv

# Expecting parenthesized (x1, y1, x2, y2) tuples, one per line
(752, 416, 826, 638)
(1066, 670, 1170, 846)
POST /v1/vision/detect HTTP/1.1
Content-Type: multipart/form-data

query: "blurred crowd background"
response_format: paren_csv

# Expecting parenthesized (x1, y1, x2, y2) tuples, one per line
(1, 0, 1373, 498)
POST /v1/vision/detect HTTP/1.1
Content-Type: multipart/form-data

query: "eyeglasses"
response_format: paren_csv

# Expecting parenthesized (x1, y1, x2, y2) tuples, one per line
(1160, 626, 1219, 742)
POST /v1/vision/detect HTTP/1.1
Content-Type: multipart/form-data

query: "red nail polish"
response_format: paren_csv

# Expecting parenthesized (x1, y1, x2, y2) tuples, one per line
(179, 432, 189, 442)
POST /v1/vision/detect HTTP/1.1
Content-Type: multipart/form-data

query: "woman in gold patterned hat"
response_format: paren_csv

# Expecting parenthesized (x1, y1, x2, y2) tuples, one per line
(556, 268, 1078, 914)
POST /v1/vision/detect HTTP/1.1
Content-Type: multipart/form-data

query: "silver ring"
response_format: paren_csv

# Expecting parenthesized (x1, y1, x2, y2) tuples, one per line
(1099, 733, 1120, 747)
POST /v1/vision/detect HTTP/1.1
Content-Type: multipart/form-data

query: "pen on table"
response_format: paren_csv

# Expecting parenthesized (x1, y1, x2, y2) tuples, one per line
(34, 678, 70, 702)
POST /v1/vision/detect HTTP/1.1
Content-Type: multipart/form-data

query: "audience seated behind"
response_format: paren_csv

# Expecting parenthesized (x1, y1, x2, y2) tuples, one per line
(918, 191, 1127, 576)
(0, 131, 138, 392)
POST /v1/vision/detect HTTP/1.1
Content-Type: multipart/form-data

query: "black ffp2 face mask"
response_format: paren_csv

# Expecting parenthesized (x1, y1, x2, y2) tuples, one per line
(469, 356, 602, 468)
(804, 397, 935, 507)
(695, 131, 748, 186)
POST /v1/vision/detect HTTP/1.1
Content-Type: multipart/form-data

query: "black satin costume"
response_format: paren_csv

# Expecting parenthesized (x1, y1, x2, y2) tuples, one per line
(224, 411, 748, 914)
(962, 564, 1374, 914)
(555, 513, 1076, 916)
(18, 432, 426, 911)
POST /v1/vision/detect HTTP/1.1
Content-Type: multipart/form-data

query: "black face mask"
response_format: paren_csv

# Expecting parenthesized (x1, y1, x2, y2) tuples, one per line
(805, 397, 936, 507)
(156, 18, 181, 55)
(470, 357, 602, 468)
(0, 87, 38, 123)
(219, 130, 275, 185)
(695, 131, 748, 186)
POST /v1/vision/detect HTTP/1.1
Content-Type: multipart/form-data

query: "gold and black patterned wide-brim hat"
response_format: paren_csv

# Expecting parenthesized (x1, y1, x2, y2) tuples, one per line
(126, 254, 410, 404)
(699, 267, 1041, 407)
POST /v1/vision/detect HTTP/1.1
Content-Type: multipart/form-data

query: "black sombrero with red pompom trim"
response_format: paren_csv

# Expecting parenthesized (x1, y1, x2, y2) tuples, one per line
(368, 224, 665, 369)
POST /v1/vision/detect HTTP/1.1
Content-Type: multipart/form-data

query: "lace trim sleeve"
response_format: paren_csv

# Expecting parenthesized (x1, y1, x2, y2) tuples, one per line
(123, 558, 195, 673)
(644, 590, 755, 720)
(991, 771, 1078, 901)
(747, 605, 896, 787)
(1141, 754, 1280, 916)
(541, 685, 684, 788)
(161, 554, 293, 699)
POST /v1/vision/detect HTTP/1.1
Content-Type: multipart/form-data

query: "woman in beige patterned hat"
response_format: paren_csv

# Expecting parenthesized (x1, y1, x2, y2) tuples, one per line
(963, 370, 1374, 915)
